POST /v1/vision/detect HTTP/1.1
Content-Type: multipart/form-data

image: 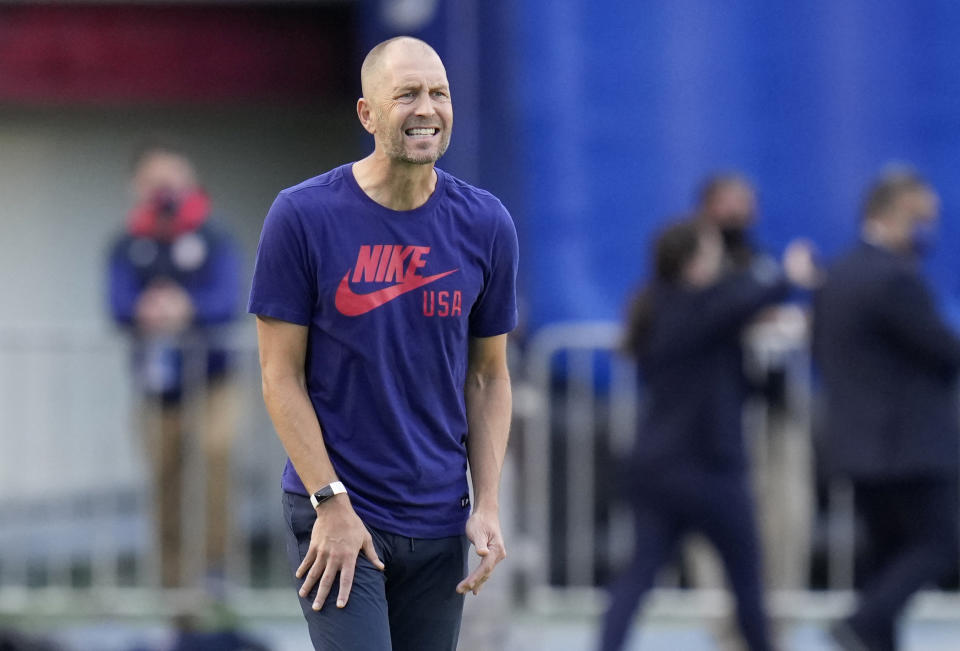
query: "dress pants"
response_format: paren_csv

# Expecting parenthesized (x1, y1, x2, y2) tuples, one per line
(598, 466, 773, 651)
(282, 492, 469, 651)
(847, 475, 959, 651)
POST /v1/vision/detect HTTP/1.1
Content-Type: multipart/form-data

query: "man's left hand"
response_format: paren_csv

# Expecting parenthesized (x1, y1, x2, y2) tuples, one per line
(456, 509, 506, 596)
(136, 281, 195, 335)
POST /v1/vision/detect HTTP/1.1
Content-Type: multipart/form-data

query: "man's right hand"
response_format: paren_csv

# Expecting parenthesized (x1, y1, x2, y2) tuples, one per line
(296, 496, 385, 611)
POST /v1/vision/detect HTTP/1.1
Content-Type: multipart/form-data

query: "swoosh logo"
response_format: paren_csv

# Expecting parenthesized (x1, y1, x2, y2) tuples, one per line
(334, 268, 458, 316)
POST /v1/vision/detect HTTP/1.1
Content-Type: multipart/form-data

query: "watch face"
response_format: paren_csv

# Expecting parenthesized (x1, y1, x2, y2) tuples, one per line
(312, 482, 344, 507)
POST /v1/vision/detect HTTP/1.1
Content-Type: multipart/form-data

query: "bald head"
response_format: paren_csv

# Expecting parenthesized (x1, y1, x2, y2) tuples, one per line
(360, 36, 443, 100)
(356, 36, 452, 165)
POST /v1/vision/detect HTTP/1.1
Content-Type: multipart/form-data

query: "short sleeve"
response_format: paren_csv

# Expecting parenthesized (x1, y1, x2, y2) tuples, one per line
(469, 203, 519, 337)
(248, 193, 316, 325)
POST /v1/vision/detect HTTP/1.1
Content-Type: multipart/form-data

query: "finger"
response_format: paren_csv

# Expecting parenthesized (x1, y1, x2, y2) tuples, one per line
(337, 557, 357, 608)
(299, 555, 325, 599)
(473, 575, 489, 596)
(361, 534, 385, 571)
(313, 563, 338, 611)
(456, 562, 482, 594)
(457, 565, 490, 595)
(457, 545, 502, 594)
(473, 535, 490, 557)
(296, 546, 317, 580)
(456, 568, 489, 595)
(472, 553, 501, 595)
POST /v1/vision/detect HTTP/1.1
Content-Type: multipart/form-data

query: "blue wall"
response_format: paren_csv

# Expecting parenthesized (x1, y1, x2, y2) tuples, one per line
(361, 1, 960, 331)
(509, 1, 960, 330)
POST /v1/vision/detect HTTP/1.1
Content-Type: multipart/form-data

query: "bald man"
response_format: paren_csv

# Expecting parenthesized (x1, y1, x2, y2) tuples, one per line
(249, 37, 518, 650)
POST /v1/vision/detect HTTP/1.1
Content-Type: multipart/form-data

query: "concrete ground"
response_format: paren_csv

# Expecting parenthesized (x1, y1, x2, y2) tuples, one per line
(9, 614, 960, 651)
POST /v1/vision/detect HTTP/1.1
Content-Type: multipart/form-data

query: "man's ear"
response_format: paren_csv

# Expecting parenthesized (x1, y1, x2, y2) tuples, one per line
(357, 98, 377, 135)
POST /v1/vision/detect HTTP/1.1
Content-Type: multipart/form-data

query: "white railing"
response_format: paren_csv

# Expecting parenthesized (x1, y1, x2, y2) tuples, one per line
(0, 324, 521, 635)
(0, 324, 294, 614)
(510, 318, 960, 621)
(2, 320, 958, 626)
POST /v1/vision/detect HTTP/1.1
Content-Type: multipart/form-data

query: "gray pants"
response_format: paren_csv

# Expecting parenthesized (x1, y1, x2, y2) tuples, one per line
(283, 492, 468, 651)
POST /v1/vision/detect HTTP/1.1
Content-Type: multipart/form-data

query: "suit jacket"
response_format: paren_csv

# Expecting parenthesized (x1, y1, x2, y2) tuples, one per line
(631, 265, 788, 472)
(813, 241, 960, 479)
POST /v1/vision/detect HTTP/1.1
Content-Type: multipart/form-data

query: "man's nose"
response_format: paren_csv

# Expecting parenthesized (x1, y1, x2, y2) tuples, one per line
(413, 91, 436, 116)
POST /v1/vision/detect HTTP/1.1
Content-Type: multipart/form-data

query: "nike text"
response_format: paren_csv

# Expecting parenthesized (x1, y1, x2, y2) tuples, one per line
(352, 245, 428, 283)
(335, 244, 459, 317)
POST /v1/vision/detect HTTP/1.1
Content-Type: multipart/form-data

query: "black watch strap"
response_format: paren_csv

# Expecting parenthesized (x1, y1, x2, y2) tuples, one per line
(310, 481, 346, 509)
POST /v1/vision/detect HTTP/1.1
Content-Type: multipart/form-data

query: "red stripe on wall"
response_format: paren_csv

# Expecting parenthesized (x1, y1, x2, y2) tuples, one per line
(0, 4, 355, 104)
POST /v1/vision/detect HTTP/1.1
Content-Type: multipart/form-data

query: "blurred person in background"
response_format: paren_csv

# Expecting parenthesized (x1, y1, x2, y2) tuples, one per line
(691, 172, 817, 607)
(687, 172, 768, 614)
(597, 218, 818, 651)
(107, 141, 243, 589)
(696, 172, 760, 271)
(249, 36, 517, 650)
(814, 169, 960, 651)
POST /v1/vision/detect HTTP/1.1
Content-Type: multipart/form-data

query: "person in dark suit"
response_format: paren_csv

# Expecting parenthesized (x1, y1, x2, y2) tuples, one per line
(814, 169, 960, 651)
(597, 218, 816, 651)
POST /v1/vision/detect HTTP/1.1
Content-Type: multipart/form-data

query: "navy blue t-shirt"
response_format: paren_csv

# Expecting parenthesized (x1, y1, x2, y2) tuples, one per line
(248, 163, 518, 538)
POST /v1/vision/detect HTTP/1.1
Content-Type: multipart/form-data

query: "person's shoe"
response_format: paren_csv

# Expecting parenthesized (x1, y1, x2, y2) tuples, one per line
(829, 619, 870, 651)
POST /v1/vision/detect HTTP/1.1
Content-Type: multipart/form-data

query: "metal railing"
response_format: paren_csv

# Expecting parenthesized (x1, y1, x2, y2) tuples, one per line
(0, 324, 295, 617)
(510, 317, 960, 621)
(2, 320, 959, 626)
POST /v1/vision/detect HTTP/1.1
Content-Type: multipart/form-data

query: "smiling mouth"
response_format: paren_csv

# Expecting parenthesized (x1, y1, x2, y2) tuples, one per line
(405, 127, 439, 137)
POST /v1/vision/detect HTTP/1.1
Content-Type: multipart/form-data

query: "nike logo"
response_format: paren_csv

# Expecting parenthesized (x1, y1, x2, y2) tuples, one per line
(336, 244, 459, 316)
(335, 268, 458, 316)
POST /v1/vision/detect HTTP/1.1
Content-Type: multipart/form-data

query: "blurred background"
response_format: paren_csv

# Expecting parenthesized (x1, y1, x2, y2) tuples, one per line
(2, 1, 960, 650)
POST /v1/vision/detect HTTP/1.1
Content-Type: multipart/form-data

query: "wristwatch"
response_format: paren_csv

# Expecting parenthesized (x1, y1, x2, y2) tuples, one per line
(310, 481, 347, 509)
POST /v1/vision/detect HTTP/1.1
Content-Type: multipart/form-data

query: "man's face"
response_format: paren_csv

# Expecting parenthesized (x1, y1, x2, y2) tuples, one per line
(366, 44, 452, 165)
(892, 188, 940, 251)
(132, 152, 196, 204)
(901, 188, 939, 226)
(703, 182, 756, 230)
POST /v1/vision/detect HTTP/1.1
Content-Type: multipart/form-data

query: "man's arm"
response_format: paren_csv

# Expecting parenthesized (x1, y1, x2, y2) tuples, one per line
(643, 268, 789, 366)
(187, 236, 243, 325)
(107, 245, 142, 326)
(874, 271, 960, 371)
(256, 315, 383, 610)
(457, 333, 511, 596)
